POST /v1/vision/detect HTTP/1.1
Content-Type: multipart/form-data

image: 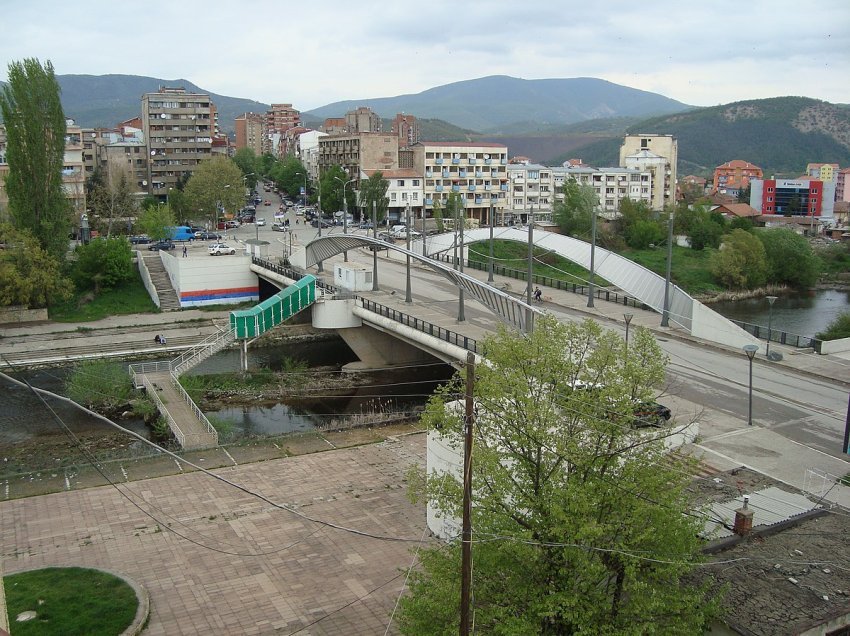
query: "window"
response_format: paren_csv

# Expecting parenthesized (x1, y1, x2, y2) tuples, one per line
(412, 192, 418, 200)
(767, 196, 773, 202)
(398, 180, 405, 186)
(641, 138, 649, 148)
(390, 193, 397, 201)
(412, 179, 420, 186)
(402, 192, 408, 200)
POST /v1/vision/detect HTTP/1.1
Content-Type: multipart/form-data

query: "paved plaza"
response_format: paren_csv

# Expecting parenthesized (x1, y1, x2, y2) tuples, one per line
(1, 433, 430, 635)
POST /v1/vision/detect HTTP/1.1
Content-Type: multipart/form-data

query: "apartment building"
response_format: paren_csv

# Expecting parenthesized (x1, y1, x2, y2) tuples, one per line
(554, 166, 652, 219)
(619, 134, 677, 210)
(345, 106, 382, 133)
(141, 87, 214, 197)
(62, 120, 86, 218)
(361, 168, 424, 224)
(321, 118, 347, 135)
(712, 159, 763, 195)
(318, 133, 399, 184)
(412, 141, 508, 226)
(506, 163, 554, 223)
(0, 126, 8, 218)
(391, 113, 420, 147)
(298, 130, 328, 182)
(806, 162, 840, 184)
(836, 167, 850, 203)
(235, 112, 264, 155)
(263, 103, 300, 154)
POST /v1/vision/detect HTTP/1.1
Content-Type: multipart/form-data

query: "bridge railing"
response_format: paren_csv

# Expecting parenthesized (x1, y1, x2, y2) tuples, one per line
(360, 298, 479, 354)
(169, 370, 218, 445)
(432, 253, 653, 311)
(729, 319, 821, 350)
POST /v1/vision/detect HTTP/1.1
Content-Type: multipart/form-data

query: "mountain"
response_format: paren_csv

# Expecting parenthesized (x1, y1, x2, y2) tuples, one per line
(51, 74, 269, 133)
(550, 97, 850, 176)
(305, 75, 691, 132)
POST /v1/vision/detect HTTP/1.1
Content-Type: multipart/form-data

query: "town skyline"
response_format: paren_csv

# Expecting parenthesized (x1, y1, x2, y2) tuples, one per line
(1, 0, 847, 112)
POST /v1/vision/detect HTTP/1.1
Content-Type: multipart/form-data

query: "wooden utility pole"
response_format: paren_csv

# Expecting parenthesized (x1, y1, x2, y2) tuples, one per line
(460, 351, 475, 635)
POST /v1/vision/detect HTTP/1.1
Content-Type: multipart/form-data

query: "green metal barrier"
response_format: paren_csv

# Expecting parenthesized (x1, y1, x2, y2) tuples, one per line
(230, 275, 316, 339)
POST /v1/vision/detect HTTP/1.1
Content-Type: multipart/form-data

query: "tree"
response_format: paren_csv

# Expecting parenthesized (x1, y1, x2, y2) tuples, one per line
(736, 184, 751, 204)
(86, 165, 137, 237)
(710, 228, 768, 289)
(358, 171, 389, 225)
(0, 58, 72, 260)
(183, 156, 245, 229)
(71, 237, 133, 293)
(137, 203, 175, 241)
(0, 223, 72, 308)
(233, 148, 259, 190)
(400, 317, 717, 634)
(432, 199, 445, 232)
(758, 227, 819, 289)
(677, 205, 725, 251)
(618, 198, 663, 249)
(553, 177, 596, 237)
(271, 156, 309, 202)
(318, 165, 348, 215)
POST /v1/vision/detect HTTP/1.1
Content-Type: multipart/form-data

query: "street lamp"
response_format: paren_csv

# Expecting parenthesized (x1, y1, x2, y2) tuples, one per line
(743, 344, 758, 426)
(766, 296, 778, 359)
(587, 208, 596, 308)
(335, 175, 355, 262)
(624, 313, 634, 352)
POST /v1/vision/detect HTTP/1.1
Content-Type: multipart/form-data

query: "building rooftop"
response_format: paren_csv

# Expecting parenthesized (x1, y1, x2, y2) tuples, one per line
(716, 159, 762, 170)
(416, 141, 507, 149)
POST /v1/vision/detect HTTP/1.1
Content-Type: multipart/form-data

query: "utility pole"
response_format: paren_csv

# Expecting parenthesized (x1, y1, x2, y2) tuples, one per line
(661, 213, 674, 327)
(527, 203, 534, 332)
(372, 200, 379, 291)
(405, 202, 412, 303)
(587, 208, 596, 308)
(460, 351, 476, 636)
(488, 201, 495, 283)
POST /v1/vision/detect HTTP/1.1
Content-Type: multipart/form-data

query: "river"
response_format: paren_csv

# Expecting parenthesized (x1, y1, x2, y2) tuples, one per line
(708, 288, 850, 337)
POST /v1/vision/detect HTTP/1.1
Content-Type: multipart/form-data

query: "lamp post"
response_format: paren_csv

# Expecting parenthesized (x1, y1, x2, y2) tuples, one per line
(661, 213, 674, 327)
(372, 200, 379, 291)
(743, 344, 758, 426)
(587, 208, 596, 308)
(335, 175, 355, 262)
(295, 172, 307, 209)
(766, 295, 778, 359)
(405, 202, 412, 303)
(527, 202, 534, 332)
(624, 313, 634, 352)
(458, 196, 465, 322)
(488, 201, 495, 283)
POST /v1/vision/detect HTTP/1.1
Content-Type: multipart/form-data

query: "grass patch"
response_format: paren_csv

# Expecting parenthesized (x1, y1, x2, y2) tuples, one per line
(467, 240, 611, 287)
(49, 272, 158, 322)
(180, 367, 300, 402)
(621, 245, 723, 296)
(4, 566, 138, 636)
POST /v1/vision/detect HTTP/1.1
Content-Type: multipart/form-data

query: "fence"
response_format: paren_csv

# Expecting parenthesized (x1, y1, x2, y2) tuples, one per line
(360, 299, 479, 354)
(729, 319, 821, 351)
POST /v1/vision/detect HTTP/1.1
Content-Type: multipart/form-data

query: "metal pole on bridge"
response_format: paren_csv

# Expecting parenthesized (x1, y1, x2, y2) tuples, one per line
(372, 200, 379, 291)
(488, 201, 495, 283)
(405, 203, 412, 303)
(526, 203, 534, 332)
(458, 195, 466, 323)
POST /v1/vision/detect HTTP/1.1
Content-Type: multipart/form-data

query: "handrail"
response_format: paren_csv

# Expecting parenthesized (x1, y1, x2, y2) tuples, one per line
(170, 371, 218, 443)
(139, 374, 186, 448)
(729, 318, 821, 350)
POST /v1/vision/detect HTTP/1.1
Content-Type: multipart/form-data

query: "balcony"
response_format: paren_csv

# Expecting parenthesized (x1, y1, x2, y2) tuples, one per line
(501, 158, 507, 165)
(500, 184, 508, 191)
(468, 185, 476, 191)
(425, 170, 433, 178)
(475, 197, 483, 204)
(435, 185, 444, 192)
(459, 170, 467, 178)
(452, 185, 460, 192)
(425, 198, 433, 205)
(484, 184, 492, 191)
(475, 171, 483, 178)
(469, 158, 477, 164)
(485, 158, 492, 165)
(435, 158, 444, 165)
(442, 171, 450, 178)
(452, 157, 460, 164)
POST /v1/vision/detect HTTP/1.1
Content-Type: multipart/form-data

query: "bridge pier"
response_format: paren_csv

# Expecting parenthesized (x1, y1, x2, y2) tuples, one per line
(337, 325, 437, 371)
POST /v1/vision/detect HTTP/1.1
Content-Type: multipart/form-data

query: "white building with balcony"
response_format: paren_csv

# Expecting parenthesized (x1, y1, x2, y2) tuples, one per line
(359, 168, 424, 225)
(553, 166, 653, 219)
(413, 142, 508, 226)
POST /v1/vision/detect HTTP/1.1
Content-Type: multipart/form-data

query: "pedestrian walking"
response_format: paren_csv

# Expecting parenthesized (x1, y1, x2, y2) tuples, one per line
(182, 246, 188, 258)
(534, 287, 542, 303)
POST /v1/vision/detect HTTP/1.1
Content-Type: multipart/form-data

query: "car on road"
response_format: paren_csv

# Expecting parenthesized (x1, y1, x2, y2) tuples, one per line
(195, 231, 222, 241)
(256, 218, 266, 227)
(359, 221, 375, 230)
(148, 240, 175, 251)
(272, 222, 287, 232)
(128, 234, 151, 244)
(208, 243, 236, 256)
(630, 402, 672, 428)
(264, 200, 271, 206)
(377, 231, 394, 241)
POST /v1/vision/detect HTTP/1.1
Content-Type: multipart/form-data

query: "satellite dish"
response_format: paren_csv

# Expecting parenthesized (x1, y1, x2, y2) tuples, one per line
(160, 113, 167, 119)
(150, 150, 156, 156)
(142, 180, 148, 186)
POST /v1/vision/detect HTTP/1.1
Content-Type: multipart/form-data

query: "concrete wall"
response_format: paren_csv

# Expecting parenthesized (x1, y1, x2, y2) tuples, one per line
(136, 255, 160, 309)
(691, 301, 761, 352)
(820, 337, 850, 355)
(163, 254, 259, 307)
(0, 306, 48, 324)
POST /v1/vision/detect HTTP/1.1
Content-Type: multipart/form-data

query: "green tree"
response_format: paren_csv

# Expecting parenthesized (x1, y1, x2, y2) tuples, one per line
(0, 223, 72, 307)
(400, 317, 717, 634)
(736, 184, 751, 203)
(318, 165, 349, 215)
(71, 237, 133, 293)
(358, 171, 389, 225)
(66, 360, 133, 410)
(678, 205, 725, 251)
(0, 58, 72, 260)
(137, 203, 175, 241)
(86, 165, 137, 237)
(183, 156, 245, 228)
(272, 156, 309, 202)
(626, 219, 665, 250)
(233, 147, 259, 190)
(432, 199, 445, 232)
(710, 228, 768, 289)
(618, 198, 664, 249)
(758, 227, 819, 289)
(553, 177, 596, 237)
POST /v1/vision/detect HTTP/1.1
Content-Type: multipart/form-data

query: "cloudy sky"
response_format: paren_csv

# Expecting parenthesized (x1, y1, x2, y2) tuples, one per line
(1, 0, 847, 111)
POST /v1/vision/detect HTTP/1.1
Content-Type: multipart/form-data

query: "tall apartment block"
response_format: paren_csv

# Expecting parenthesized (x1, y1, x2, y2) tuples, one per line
(263, 103, 300, 154)
(413, 142, 508, 226)
(345, 107, 382, 133)
(235, 112, 264, 155)
(318, 133, 399, 184)
(619, 134, 677, 210)
(62, 120, 86, 217)
(391, 113, 420, 147)
(142, 87, 213, 197)
(713, 159, 763, 195)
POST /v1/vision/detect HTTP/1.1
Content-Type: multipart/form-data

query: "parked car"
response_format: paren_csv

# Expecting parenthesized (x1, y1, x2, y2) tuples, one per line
(195, 231, 222, 241)
(631, 402, 672, 428)
(256, 218, 266, 227)
(208, 243, 236, 256)
(272, 222, 287, 232)
(148, 240, 175, 251)
(264, 200, 271, 206)
(128, 234, 151, 244)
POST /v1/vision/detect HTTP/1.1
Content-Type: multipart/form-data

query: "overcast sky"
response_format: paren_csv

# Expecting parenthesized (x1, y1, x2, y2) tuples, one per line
(1, 0, 847, 111)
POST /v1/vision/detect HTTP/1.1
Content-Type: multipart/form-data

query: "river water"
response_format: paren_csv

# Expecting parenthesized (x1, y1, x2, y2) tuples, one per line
(709, 288, 850, 337)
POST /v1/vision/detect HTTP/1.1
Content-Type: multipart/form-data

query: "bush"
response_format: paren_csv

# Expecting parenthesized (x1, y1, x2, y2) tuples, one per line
(71, 237, 133, 292)
(625, 219, 664, 249)
(757, 227, 819, 289)
(66, 360, 133, 410)
(817, 311, 850, 341)
(710, 229, 768, 289)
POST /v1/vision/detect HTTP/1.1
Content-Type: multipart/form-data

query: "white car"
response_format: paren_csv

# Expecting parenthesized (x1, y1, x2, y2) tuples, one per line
(208, 243, 236, 256)
(256, 218, 266, 226)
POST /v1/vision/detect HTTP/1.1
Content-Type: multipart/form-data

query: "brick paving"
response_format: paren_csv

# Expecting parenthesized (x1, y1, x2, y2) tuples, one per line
(1, 433, 431, 635)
